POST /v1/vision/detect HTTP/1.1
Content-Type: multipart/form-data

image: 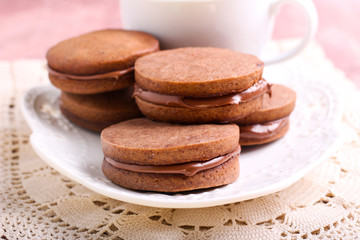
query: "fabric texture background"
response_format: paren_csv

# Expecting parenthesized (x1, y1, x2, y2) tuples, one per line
(1, 41, 360, 239)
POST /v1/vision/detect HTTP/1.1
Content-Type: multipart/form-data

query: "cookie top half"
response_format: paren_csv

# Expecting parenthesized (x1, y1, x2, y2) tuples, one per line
(46, 29, 159, 75)
(135, 47, 264, 97)
(101, 118, 239, 165)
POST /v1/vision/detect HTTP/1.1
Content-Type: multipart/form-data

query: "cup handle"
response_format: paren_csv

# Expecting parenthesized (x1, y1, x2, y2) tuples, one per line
(263, 0, 318, 64)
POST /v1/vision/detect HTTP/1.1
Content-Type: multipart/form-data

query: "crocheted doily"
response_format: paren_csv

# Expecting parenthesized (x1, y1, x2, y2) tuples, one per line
(1, 41, 360, 239)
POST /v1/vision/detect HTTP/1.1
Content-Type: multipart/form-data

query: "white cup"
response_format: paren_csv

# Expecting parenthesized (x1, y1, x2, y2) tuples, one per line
(120, 0, 318, 64)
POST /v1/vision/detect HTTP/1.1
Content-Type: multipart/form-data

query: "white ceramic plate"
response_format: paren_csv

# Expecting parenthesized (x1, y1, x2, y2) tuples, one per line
(21, 80, 342, 208)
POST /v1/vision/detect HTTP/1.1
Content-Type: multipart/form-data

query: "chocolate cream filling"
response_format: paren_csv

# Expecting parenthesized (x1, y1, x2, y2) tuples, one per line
(240, 117, 289, 140)
(47, 65, 134, 80)
(104, 145, 241, 177)
(133, 79, 271, 109)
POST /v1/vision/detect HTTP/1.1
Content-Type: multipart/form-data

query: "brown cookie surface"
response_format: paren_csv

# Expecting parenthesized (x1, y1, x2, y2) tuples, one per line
(135, 47, 264, 97)
(60, 87, 143, 132)
(47, 29, 159, 75)
(235, 84, 296, 124)
(101, 118, 239, 165)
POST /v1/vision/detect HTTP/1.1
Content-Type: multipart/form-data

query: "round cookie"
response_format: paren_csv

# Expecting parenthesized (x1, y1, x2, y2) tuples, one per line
(60, 87, 143, 132)
(101, 118, 240, 192)
(134, 47, 267, 123)
(47, 29, 159, 94)
(235, 84, 296, 146)
(235, 84, 296, 124)
(135, 47, 264, 97)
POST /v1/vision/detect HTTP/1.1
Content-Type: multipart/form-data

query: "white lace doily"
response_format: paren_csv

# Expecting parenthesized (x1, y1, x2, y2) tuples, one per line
(1, 40, 360, 239)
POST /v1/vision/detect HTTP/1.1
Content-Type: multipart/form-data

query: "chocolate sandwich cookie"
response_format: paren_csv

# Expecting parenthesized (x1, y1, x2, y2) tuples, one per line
(47, 29, 159, 94)
(101, 118, 240, 192)
(235, 84, 296, 146)
(134, 47, 268, 123)
(60, 87, 143, 132)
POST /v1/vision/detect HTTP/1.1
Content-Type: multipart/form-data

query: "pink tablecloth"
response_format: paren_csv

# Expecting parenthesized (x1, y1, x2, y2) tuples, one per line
(1, 0, 360, 87)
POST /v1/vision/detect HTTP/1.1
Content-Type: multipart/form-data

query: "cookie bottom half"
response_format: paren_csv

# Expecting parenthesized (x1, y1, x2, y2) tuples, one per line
(102, 155, 240, 192)
(60, 105, 111, 132)
(49, 72, 134, 94)
(239, 118, 290, 146)
(135, 96, 263, 124)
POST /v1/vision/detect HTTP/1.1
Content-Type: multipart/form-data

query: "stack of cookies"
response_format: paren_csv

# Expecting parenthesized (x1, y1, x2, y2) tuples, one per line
(47, 32, 296, 193)
(101, 47, 295, 192)
(46, 29, 159, 131)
